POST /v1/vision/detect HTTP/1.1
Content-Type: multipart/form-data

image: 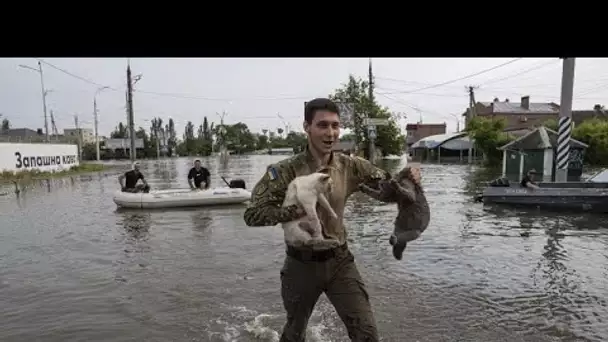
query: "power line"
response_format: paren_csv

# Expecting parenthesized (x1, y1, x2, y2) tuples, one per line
(575, 81, 608, 98)
(132, 89, 311, 102)
(376, 58, 523, 95)
(376, 86, 466, 98)
(36, 58, 122, 91)
(478, 60, 559, 86)
(34, 58, 316, 102)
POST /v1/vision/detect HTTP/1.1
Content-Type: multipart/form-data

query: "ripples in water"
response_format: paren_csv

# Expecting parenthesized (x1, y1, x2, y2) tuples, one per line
(0, 156, 606, 341)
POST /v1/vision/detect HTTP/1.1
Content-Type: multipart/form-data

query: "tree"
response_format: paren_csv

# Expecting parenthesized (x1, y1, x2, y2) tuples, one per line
(257, 134, 269, 151)
(215, 122, 257, 154)
(284, 131, 307, 152)
(111, 122, 128, 138)
(571, 117, 608, 165)
(466, 116, 514, 166)
(166, 118, 177, 156)
(177, 121, 196, 156)
(329, 75, 405, 157)
(1, 118, 10, 132)
(149, 117, 164, 157)
(543, 118, 558, 131)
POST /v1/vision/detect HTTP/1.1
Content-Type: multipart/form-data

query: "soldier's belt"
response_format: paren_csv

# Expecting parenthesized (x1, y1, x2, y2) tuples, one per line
(286, 243, 348, 262)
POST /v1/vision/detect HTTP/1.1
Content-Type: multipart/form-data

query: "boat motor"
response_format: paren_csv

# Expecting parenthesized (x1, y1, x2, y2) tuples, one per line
(229, 179, 246, 189)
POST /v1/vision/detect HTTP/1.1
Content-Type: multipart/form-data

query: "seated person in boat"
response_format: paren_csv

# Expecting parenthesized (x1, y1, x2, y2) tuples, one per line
(119, 162, 150, 193)
(520, 169, 539, 189)
(188, 159, 211, 190)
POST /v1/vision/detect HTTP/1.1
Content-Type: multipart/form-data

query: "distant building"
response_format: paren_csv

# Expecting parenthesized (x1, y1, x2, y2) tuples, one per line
(409, 132, 473, 163)
(405, 123, 446, 147)
(462, 95, 608, 130)
(571, 105, 608, 125)
(0, 128, 45, 142)
(103, 138, 144, 150)
(64, 128, 95, 144)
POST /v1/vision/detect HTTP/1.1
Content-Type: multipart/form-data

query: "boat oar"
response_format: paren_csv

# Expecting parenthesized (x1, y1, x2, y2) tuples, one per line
(220, 176, 231, 187)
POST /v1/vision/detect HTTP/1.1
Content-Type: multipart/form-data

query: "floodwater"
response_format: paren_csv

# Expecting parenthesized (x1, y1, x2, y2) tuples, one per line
(1, 155, 607, 342)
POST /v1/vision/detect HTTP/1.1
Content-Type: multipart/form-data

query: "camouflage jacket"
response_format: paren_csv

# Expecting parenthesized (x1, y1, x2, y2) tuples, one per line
(243, 147, 394, 245)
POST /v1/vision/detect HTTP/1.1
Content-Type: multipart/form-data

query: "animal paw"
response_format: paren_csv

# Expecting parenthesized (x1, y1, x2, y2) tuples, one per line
(389, 234, 397, 246)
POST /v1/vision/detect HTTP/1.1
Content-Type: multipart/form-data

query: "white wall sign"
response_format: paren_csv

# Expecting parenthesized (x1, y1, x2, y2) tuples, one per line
(0, 143, 80, 173)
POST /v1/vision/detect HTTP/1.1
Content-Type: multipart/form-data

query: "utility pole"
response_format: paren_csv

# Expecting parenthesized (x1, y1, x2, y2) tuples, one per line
(368, 57, 374, 102)
(94, 86, 109, 162)
(367, 58, 376, 163)
(74, 114, 82, 161)
(217, 111, 228, 159)
(19, 62, 49, 142)
(93, 98, 100, 161)
(467, 85, 478, 164)
(556, 58, 576, 182)
(126, 61, 136, 163)
(38, 62, 50, 143)
(50, 110, 59, 140)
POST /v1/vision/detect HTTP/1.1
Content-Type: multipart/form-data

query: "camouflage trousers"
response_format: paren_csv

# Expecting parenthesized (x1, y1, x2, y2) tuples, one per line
(279, 244, 379, 342)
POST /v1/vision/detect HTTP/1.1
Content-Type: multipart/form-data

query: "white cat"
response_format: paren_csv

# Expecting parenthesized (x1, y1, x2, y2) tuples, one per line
(281, 170, 340, 250)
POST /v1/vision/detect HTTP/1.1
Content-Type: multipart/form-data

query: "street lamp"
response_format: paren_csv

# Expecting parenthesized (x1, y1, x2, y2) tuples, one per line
(93, 86, 109, 161)
(19, 61, 49, 142)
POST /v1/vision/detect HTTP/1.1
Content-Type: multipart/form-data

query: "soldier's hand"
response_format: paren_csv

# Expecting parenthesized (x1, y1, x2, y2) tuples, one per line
(410, 167, 421, 185)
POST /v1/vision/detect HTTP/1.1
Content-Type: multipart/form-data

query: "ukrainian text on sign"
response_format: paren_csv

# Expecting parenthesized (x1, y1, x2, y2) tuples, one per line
(14, 151, 78, 169)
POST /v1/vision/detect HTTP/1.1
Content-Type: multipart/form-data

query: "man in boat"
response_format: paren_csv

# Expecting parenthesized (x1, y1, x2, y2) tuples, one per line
(188, 159, 211, 190)
(521, 168, 540, 189)
(243, 98, 421, 342)
(119, 162, 150, 193)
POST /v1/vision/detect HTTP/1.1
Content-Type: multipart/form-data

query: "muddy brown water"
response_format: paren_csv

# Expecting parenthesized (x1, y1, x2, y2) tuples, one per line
(0, 156, 607, 341)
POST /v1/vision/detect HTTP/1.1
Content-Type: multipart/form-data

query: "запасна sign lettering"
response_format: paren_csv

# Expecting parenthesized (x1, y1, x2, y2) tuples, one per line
(14, 152, 77, 169)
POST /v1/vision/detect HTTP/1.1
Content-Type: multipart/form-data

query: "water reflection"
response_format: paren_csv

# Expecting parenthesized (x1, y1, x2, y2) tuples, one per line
(117, 211, 151, 241)
(190, 210, 213, 232)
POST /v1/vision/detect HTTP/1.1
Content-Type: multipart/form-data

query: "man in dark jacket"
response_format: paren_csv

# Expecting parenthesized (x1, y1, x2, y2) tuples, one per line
(188, 159, 211, 190)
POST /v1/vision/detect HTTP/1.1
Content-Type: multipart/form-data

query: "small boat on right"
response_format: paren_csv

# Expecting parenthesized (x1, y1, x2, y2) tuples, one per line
(477, 125, 608, 213)
(481, 169, 608, 213)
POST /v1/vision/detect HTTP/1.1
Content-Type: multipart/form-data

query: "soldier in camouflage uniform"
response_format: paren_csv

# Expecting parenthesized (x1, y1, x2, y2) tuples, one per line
(244, 98, 412, 342)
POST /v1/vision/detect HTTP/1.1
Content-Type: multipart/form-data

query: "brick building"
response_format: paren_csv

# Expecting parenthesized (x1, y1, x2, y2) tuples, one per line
(405, 123, 446, 147)
(463, 96, 608, 130)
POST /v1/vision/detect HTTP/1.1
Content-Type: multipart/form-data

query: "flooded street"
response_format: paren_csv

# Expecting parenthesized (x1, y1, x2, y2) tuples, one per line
(1, 155, 607, 342)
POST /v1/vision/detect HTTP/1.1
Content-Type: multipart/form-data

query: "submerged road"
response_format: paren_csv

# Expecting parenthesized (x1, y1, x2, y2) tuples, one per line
(0, 156, 606, 341)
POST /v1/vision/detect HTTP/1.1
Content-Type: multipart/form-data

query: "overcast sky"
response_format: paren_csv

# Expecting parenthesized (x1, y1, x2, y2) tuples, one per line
(1, 58, 606, 138)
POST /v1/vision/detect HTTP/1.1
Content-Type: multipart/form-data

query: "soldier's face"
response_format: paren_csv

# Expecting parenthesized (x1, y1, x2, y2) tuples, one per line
(304, 110, 340, 154)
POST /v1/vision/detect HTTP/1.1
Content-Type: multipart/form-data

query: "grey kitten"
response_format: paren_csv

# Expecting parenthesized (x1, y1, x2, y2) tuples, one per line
(359, 165, 430, 260)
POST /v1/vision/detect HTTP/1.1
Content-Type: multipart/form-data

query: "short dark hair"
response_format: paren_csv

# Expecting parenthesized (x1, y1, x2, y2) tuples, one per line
(194, 159, 201, 163)
(305, 98, 340, 124)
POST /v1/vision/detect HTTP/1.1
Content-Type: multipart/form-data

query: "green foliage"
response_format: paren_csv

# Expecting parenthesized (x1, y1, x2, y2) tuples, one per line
(110, 122, 128, 138)
(172, 117, 308, 156)
(1, 162, 106, 183)
(329, 75, 405, 156)
(1, 118, 10, 132)
(466, 116, 515, 166)
(543, 118, 558, 131)
(572, 118, 608, 166)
